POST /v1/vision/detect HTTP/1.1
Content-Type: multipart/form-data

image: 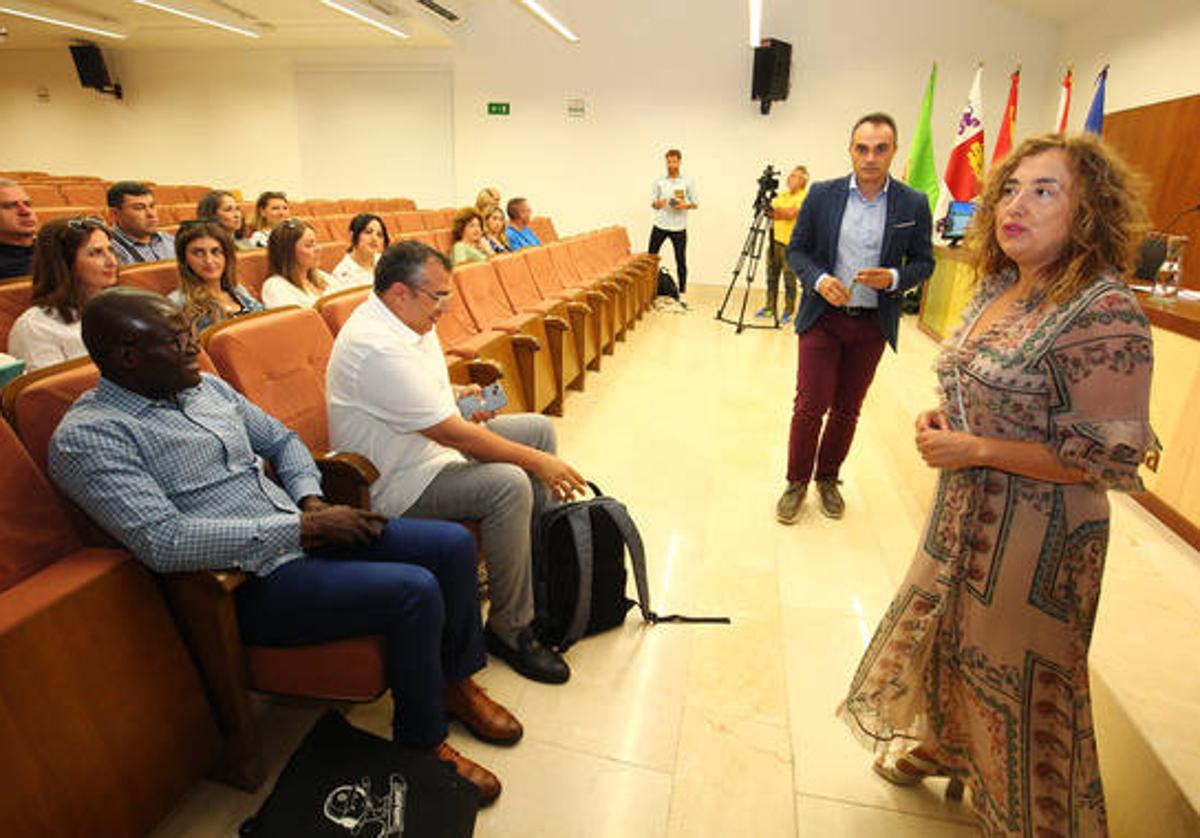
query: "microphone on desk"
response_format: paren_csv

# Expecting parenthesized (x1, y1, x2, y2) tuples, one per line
(1134, 201, 1200, 281)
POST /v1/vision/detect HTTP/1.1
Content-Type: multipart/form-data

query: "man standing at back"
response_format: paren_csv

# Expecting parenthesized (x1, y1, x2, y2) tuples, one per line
(648, 148, 698, 294)
(0, 179, 38, 278)
(776, 113, 933, 524)
(757, 165, 808, 323)
(107, 181, 175, 264)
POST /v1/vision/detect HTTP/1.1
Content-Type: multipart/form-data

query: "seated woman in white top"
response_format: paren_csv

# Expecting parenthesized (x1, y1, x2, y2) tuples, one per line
(332, 213, 390, 286)
(8, 217, 119, 371)
(247, 190, 290, 248)
(479, 204, 510, 256)
(196, 189, 255, 250)
(450, 207, 489, 265)
(261, 219, 347, 308)
(168, 221, 263, 334)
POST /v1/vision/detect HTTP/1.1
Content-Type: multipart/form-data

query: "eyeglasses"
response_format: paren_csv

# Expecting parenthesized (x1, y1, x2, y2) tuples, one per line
(66, 216, 109, 232)
(416, 287, 452, 306)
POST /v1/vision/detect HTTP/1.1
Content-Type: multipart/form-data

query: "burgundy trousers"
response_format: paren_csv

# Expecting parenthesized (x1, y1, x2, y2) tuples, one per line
(786, 309, 887, 484)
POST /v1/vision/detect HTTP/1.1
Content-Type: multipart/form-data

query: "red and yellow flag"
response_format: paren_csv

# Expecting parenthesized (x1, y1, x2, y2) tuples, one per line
(991, 67, 1020, 166)
(943, 65, 984, 202)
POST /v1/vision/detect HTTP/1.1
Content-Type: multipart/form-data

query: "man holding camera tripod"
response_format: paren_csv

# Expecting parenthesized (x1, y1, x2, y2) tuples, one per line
(775, 113, 933, 524)
(756, 165, 809, 323)
(649, 148, 698, 294)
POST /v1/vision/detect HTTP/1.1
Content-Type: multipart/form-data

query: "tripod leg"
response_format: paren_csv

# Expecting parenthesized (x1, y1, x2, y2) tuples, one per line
(735, 214, 770, 333)
(717, 221, 763, 319)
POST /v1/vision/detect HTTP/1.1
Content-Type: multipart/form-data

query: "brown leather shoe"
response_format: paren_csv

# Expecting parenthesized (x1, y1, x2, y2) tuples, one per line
(815, 479, 845, 519)
(433, 741, 502, 805)
(446, 678, 523, 745)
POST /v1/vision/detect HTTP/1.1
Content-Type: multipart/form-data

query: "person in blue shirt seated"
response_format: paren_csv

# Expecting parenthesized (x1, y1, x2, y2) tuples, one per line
(504, 197, 541, 250)
(46, 287, 520, 805)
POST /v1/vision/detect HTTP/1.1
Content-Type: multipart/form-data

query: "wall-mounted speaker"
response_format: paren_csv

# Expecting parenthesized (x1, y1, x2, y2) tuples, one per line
(752, 38, 791, 115)
(69, 43, 122, 99)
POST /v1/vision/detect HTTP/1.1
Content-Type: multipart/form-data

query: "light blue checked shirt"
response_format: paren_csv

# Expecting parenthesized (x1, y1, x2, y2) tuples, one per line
(48, 373, 323, 576)
(826, 175, 900, 309)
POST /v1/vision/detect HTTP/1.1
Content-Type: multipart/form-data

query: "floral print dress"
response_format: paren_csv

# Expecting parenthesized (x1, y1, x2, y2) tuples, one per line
(839, 272, 1159, 837)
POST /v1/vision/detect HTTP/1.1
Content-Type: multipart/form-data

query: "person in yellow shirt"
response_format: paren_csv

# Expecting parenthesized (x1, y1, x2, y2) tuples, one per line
(757, 166, 809, 323)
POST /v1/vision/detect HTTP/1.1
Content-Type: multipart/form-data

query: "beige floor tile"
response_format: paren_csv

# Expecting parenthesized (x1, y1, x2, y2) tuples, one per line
(667, 706, 795, 838)
(685, 615, 789, 725)
(795, 794, 981, 837)
(472, 740, 672, 838)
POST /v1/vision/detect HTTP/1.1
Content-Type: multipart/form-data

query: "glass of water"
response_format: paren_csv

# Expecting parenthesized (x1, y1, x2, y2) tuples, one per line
(1153, 235, 1187, 303)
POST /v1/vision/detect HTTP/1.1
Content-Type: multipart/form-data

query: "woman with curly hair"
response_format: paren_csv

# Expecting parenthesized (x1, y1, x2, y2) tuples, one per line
(169, 220, 262, 333)
(839, 133, 1158, 837)
(450, 207, 488, 265)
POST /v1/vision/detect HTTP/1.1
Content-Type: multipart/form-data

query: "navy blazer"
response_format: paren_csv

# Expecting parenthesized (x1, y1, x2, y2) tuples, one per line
(786, 175, 934, 350)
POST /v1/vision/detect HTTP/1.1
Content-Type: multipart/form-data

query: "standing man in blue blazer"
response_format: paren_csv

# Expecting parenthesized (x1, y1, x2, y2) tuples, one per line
(776, 112, 934, 524)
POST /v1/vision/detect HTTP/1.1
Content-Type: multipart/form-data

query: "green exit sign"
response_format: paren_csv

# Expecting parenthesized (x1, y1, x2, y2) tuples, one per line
(487, 102, 511, 116)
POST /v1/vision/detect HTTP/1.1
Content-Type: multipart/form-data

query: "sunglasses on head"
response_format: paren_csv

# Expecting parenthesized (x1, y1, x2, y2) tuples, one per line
(66, 216, 109, 232)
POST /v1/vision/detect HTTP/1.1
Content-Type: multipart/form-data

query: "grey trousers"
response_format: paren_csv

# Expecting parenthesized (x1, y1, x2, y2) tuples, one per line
(403, 414, 557, 635)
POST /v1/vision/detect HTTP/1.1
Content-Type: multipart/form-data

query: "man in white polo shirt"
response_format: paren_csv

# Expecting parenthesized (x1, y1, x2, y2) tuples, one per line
(648, 148, 698, 293)
(327, 240, 587, 685)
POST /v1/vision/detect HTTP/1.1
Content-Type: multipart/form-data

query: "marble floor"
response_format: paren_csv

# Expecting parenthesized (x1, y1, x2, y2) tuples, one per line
(151, 284, 1194, 837)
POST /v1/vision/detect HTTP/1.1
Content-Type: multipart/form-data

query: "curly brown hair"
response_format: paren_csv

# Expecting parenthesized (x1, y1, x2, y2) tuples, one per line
(451, 206, 483, 243)
(966, 133, 1149, 304)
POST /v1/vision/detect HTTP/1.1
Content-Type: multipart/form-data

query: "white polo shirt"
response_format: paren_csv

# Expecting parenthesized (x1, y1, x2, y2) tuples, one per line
(326, 292, 465, 515)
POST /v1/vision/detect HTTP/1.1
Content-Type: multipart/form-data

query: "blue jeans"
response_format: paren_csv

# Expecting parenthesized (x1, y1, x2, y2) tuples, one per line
(235, 518, 484, 748)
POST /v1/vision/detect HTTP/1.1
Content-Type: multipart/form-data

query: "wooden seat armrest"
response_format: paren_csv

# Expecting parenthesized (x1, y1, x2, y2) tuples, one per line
(467, 358, 504, 385)
(510, 333, 541, 352)
(543, 314, 570, 333)
(566, 301, 593, 317)
(317, 451, 380, 510)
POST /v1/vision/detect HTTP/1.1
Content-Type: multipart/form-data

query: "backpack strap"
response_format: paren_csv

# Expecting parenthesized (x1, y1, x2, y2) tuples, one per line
(560, 508, 595, 650)
(598, 497, 730, 627)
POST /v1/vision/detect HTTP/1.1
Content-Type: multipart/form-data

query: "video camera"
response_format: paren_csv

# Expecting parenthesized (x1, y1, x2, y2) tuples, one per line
(754, 165, 780, 213)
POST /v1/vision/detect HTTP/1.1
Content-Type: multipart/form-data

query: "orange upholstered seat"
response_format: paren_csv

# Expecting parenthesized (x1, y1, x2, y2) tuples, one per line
(23, 183, 65, 206)
(0, 277, 33, 352)
(201, 307, 334, 451)
(495, 252, 591, 387)
(315, 285, 370, 336)
(454, 262, 565, 414)
(59, 183, 108, 207)
(0, 409, 220, 833)
(235, 247, 270, 300)
(529, 215, 558, 243)
(119, 259, 180, 296)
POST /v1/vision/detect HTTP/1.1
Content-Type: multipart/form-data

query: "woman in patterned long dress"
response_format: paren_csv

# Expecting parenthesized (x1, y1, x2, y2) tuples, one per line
(839, 133, 1158, 837)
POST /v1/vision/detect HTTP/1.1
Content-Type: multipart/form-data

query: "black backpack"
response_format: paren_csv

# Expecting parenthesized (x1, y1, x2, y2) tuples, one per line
(656, 268, 680, 300)
(533, 483, 728, 652)
(239, 712, 477, 838)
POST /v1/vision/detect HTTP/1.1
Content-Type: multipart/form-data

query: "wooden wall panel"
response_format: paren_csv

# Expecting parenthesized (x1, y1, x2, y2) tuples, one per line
(1104, 94, 1200, 290)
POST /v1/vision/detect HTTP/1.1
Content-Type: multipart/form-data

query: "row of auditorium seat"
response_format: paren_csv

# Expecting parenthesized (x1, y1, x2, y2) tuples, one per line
(0, 221, 658, 834)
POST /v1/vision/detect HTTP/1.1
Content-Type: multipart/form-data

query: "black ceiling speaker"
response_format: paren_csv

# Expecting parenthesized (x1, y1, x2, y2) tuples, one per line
(69, 43, 123, 99)
(752, 38, 792, 115)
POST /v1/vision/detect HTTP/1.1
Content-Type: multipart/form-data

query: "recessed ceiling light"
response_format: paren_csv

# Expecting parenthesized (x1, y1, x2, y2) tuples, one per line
(321, 0, 410, 39)
(132, 0, 260, 39)
(0, 2, 127, 39)
(520, 0, 579, 43)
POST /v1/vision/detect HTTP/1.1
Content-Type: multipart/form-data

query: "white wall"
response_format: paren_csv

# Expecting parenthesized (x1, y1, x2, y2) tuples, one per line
(1058, 0, 1200, 122)
(451, 0, 1060, 284)
(1, 1, 1065, 283)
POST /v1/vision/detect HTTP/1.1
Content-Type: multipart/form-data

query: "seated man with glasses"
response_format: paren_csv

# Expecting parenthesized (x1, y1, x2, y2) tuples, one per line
(47, 286, 520, 805)
(107, 181, 175, 265)
(327, 240, 588, 685)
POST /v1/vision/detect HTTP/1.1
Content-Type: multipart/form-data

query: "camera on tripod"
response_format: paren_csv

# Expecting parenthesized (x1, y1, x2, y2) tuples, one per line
(754, 165, 780, 213)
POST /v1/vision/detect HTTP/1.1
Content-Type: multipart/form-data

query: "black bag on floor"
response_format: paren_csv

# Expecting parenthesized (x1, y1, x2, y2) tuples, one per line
(656, 268, 680, 300)
(239, 712, 477, 838)
(533, 482, 729, 652)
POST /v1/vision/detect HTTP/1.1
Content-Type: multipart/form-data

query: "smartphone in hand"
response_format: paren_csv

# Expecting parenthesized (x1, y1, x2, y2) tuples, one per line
(457, 382, 508, 419)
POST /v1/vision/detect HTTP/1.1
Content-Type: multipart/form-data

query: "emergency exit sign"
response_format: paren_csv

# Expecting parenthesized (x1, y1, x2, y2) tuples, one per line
(487, 102, 510, 116)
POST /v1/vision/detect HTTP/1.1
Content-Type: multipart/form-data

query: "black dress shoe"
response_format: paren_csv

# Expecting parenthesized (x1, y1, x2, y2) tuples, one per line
(485, 626, 570, 684)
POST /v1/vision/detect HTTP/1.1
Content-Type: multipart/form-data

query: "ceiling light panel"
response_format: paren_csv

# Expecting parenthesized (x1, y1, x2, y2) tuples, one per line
(321, 0, 410, 39)
(0, 2, 128, 39)
(132, 0, 260, 39)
